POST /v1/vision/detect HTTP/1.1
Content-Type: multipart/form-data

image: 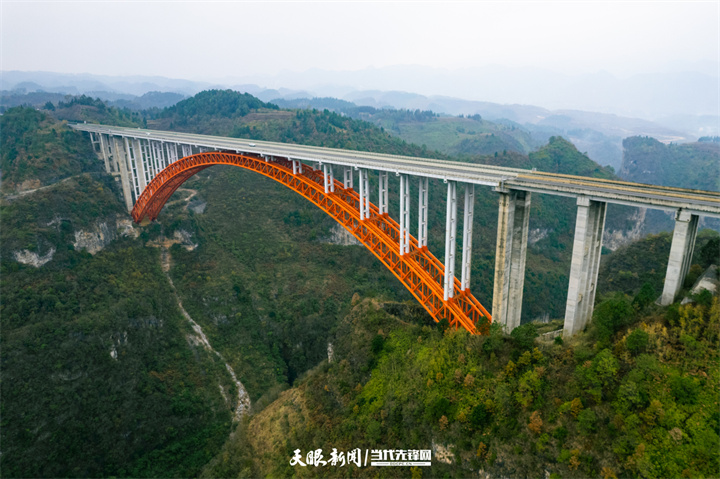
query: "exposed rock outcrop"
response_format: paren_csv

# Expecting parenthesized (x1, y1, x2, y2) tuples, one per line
(73, 217, 140, 254)
(604, 208, 646, 251)
(321, 223, 361, 246)
(13, 247, 56, 267)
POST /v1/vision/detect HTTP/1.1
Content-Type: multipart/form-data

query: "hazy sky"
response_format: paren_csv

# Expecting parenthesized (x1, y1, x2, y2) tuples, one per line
(2, 1, 718, 81)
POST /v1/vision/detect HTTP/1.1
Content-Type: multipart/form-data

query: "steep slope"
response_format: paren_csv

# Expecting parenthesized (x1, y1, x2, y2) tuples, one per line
(203, 294, 719, 478)
(620, 136, 720, 192)
(0, 107, 102, 192)
(0, 116, 238, 477)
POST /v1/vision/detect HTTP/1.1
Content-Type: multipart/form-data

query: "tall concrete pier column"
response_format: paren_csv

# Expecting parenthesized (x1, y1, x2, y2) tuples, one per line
(358, 169, 370, 220)
(378, 171, 389, 215)
(417, 177, 429, 248)
(492, 189, 531, 332)
(444, 181, 458, 301)
(99, 134, 112, 173)
(563, 197, 607, 337)
(399, 174, 410, 255)
(343, 167, 353, 189)
(124, 137, 141, 199)
(460, 184, 475, 291)
(111, 136, 135, 213)
(322, 164, 335, 194)
(133, 139, 148, 191)
(659, 209, 699, 305)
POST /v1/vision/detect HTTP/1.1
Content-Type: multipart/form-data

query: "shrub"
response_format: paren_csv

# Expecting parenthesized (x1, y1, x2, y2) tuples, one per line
(593, 296, 634, 345)
(577, 408, 597, 434)
(669, 375, 699, 405)
(626, 329, 649, 355)
(470, 403, 491, 428)
(511, 323, 538, 351)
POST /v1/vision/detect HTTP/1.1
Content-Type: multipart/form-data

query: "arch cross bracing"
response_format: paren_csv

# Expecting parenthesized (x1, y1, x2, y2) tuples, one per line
(132, 151, 492, 334)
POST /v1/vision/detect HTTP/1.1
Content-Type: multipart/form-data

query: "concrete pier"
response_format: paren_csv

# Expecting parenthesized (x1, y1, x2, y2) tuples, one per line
(563, 198, 606, 338)
(492, 189, 531, 332)
(112, 136, 134, 213)
(444, 181, 458, 301)
(659, 209, 699, 305)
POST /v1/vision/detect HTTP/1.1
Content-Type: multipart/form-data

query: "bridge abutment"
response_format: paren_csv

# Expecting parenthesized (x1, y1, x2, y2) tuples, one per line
(492, 189, 531, 332)
(659, 209, 699, 305)
(563, 197, 607, 338)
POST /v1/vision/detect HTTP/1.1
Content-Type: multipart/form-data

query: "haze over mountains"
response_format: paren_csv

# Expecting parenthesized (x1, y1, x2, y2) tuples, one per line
(3, 64, 716, 127)
(2, 66, 717, 173)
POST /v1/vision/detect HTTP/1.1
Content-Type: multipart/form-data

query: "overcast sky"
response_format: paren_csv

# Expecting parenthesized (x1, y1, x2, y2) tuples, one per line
(2, 1, 718, 82)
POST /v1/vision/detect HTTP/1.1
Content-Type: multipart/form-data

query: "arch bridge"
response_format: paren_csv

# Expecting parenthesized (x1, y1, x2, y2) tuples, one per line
(72, 124, 720, 337)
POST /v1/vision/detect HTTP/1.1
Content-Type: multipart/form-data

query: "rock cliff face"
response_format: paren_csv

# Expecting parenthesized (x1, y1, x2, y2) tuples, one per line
(604, 208, 646, 251)
(321, 223, 361, 246)
(73, 217, 139, 255)
(13, 247, 56, 267)
(73, 221, 115, 255)
(12, 216, 140, 267)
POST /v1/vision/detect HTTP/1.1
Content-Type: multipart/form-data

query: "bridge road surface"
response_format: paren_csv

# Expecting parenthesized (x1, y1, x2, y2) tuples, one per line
(72, 124, 720, 218)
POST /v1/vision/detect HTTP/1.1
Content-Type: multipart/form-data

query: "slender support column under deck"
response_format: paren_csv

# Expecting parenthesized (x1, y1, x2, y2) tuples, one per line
(292, 159, 301, 175)
(323, 164, 335, 194)
(159, 142, 167, 169)
(142, 140, 151, 179)
(166, 143, 179, 164)
(659, 209, 699, 305)
(378, 171, 389, 215)
(418, 177, 429, 248)
(563, 197, 607, 338)
(359, 169, 370, 220)
(343, 167, 353, 189)
(363, 170, 370, 219)
(399, 174, 410, 255)
(461, 184, 475, 291)
(99, 134, 112, 173)
(133, 139, 148, 191)
(181, 144, 193, 158)
(444, 181, 458, 301)
(492, 189, 531, 332)
(112, 136, 134, 212)
(124, 137, 141, 200)
(150, 141, 160, 176)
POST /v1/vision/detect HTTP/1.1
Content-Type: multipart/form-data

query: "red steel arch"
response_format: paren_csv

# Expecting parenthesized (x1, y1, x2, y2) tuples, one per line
(132, 152, 491, 334)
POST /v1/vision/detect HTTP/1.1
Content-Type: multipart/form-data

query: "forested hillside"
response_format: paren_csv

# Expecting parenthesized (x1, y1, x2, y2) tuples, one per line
(0, 107, 102, 192)
(273, 97, 539, 157)
(2, 92, 718, 478)
(620, 136, 720, 192)
(0, 132, 235, 476)
(204, 293, 719, 478)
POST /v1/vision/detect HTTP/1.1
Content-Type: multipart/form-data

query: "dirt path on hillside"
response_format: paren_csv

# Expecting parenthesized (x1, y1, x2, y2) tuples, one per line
(160, 246, 251, 420)
(165, 187, 198, 210)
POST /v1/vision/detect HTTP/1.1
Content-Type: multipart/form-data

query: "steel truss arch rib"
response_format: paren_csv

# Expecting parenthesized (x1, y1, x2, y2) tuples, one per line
(132, 152, 491, 334)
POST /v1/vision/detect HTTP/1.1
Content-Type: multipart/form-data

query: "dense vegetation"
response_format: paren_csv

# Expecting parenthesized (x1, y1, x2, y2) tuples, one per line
(204, 292, 719, 478)
(274, 97, 538, 157)
(0, 107, 101, 191)
(620, 136, 720, 192)
(2, 93, 718, 478)
(598, 230, 720, 298)
(1, 171, 234, 477)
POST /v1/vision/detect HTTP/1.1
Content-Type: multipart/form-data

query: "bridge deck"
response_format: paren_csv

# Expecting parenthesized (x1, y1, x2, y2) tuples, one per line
(71, 123, 720, 217)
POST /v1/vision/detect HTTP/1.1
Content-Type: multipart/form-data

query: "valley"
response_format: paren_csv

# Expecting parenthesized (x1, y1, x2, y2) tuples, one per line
(1, 90, 718, 478)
